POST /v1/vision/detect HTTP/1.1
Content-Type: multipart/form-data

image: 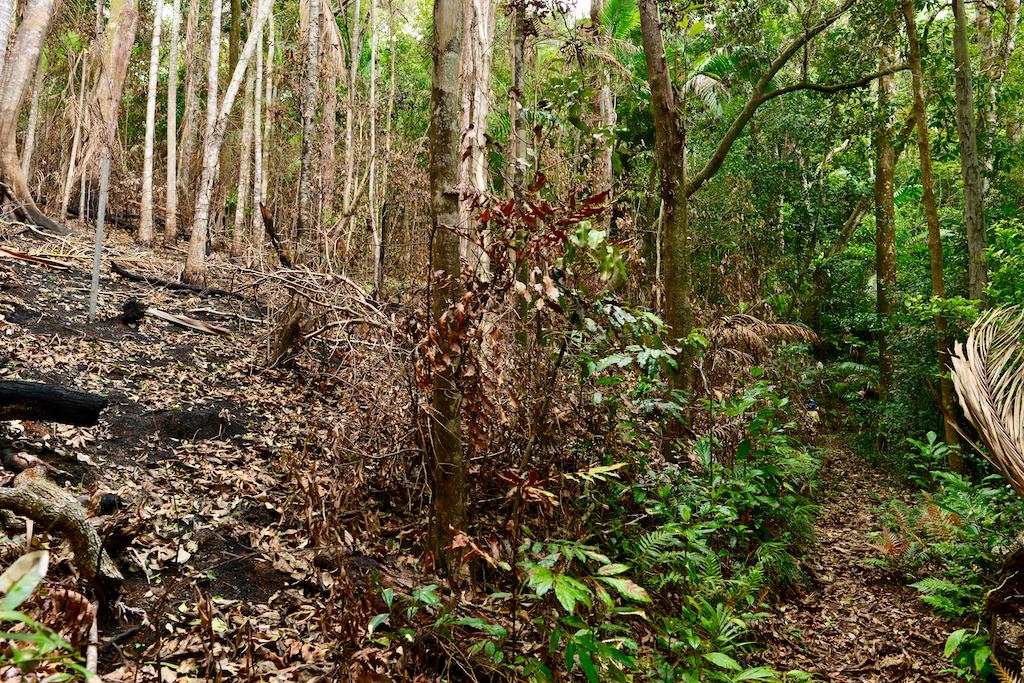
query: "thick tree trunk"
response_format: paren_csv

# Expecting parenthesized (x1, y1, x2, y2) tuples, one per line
(139, 0, 165, 245)
(904, 0, 962, 471)
(0, 0, 14, 73)
(165, 0, 180, 244)
(79, 0, 139, 180)
(0, 0, 66, 235)
(637, 0, 691, 370)
(296, 0, 321, 259)
(428, 0, 465, 568)
(182, 0, 273, 283)
(874, 47, 896, 400)
(232, 63, 255, 257)
(952, 0, 987, 303)
(176, 0, 203, 223)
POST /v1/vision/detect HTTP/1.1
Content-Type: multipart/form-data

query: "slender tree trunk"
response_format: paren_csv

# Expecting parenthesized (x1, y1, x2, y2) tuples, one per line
(140, 0, 165, 245)
(165, 0, 180, 243)
(591, 0, 614, 232)
(61, 57, 87, 220)
(637, 0, 691, 374)
(340, 0, 362, 256)
(458, 0, 494, 272)
(229, 0, 240, 73)
(182, 0, 272, 283)
(320, 4, 339, 220)
(232, 62, 255, 256)
(368, 0, 380, 290)
(903, 0, 962, 470)
(0, 0, 64, 234)
(255, 9, 274, 257)
(874, 47, 896, 400)
(296, 0, 320, 258)
(427, 0, 465, 568)
(952, 0, 987, 303)
(508, 0, 526, 196)
(20, 53, 45, 178)
(251, 21, 263, 256)
(376, 0, 396, 290)
(176, 0, 202, 217)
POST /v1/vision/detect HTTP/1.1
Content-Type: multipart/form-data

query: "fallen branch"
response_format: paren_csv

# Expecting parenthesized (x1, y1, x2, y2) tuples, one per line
(0, 381, 107, 426)
(0, 468, 123, 588)
(260, 203, 292, 268)
(110, 261, 245, 300)
(145, 307, 231, 336)
(0, 246, 72, 270)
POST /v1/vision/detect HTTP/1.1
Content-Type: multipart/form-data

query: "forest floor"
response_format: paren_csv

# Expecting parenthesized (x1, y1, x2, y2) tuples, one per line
(756, 436, 958, 682)
(0, 220, 964, 681)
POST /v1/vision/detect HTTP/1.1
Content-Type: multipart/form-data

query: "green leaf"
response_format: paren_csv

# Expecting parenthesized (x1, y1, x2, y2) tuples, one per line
(554, 574, 591, 613)
(944, 629, 967, 658)
(973, 646, 992, 673)
(367, 613, 390, 635)
(453, 617, 508, 637)
(597, 563, 629, 576)
(596, 576, 651, 603)
(578, 650, 599, 682)
(0, 551, 49, 611)
(703, 652, 742, 670)
(736, 667, 778, 680)
(527, 565, 555, 596)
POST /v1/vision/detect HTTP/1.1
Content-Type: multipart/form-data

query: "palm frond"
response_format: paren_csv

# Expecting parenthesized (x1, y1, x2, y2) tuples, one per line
(680, 74, 728, 119)
(599, 0, 640, 42)
(950, 306, 1024, 498)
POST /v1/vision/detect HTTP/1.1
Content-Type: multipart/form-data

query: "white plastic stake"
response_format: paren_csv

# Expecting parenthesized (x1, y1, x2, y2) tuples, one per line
(89, 158, 110, 323)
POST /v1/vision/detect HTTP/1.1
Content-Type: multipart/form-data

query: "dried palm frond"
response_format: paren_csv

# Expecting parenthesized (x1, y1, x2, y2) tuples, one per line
(706, 314, 818, 357)
(950, 306, 1024, 498)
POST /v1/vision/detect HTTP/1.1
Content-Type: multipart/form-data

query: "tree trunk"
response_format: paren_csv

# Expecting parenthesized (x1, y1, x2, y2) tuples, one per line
(368, 0, 379, 288)
(165, 0, 180, 244)
(952, 0, 987, 304)
(590, 0, 614, 232)
(0, 0, 14, 73)
(176, 0, 203, 223)
(251, 21, 263, 259)
(0, 0, 65, 235)
(232, 62, 255, 257)
(428, 0, 465, 568)
(79, 0, 139, 181)
(60, 57, 87, 221)
(637, 0, 691, 373)
(296, 0, 320, 259)
(229, 0, 240, 73)
(139, 0, 165, 245)
(340, 0, 362, 258)
(508, 0, 526, 197)
(874, 47, 896, 400)
(182, 0, 273, 283)
(320, 4, 339, 221)
(458, 0, 495, 274)
(903, 0, 962, 471)
(20, 53, 45, 179)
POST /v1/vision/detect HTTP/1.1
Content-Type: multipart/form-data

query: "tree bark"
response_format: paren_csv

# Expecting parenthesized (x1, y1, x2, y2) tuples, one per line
(251, 21, 263, 258)
(232, 62, 255, 257)
(952, 0, 987, 303)
(637, 0, 691, 366)
(340, 0, 362, 258)
(139, 0, 165, 245)
(165, 0, 180, 244)
(508, 0, 526, 197)
(0, 381, 107, 426)
(296, 0, 321, 259)
(874, 47, 896, 400)
(182, 0, 273, 283)
(229, 0, 240, 73)
(590, 0, 614, 232)
(20, 54, 45, 179)
(0, 0, 66, 235)
(0, 0, 14, 73)
(903, 0, 962, 470)
(428, 0, 465, 568)
(176, 0, 203, 224)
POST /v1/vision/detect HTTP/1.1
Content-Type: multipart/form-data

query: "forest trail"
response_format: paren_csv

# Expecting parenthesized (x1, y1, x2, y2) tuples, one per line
(757, 436, 958, 682)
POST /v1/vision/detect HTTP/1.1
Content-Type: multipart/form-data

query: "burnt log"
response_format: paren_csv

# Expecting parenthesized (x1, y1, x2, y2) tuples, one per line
(0, 381, 107, 426)
(110, 261, 244, 300)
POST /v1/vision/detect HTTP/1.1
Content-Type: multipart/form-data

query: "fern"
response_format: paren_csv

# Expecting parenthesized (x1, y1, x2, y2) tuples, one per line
(629, 524, 684, 568)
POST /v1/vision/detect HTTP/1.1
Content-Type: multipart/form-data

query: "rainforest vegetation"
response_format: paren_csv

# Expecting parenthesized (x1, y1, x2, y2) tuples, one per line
(0, 0, 1022, 679)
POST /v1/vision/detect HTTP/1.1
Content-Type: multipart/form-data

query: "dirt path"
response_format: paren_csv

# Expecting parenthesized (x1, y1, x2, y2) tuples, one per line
(756, 436, 958, 682)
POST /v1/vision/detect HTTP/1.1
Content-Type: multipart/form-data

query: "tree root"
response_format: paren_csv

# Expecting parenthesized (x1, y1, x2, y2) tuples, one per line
(0, 468, 122, 590)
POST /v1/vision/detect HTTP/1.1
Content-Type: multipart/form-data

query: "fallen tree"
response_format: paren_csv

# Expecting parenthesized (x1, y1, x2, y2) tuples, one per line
(0, 381, 107, 426)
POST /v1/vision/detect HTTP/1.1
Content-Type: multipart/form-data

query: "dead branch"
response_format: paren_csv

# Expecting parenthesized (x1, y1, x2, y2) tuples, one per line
(111, 261, 245, 300)
(0, 381, 108, 426)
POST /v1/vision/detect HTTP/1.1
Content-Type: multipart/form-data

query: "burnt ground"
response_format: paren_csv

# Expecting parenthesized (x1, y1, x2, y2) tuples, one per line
(0, 222, 395, 681)
(755, 437, 959, 682)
